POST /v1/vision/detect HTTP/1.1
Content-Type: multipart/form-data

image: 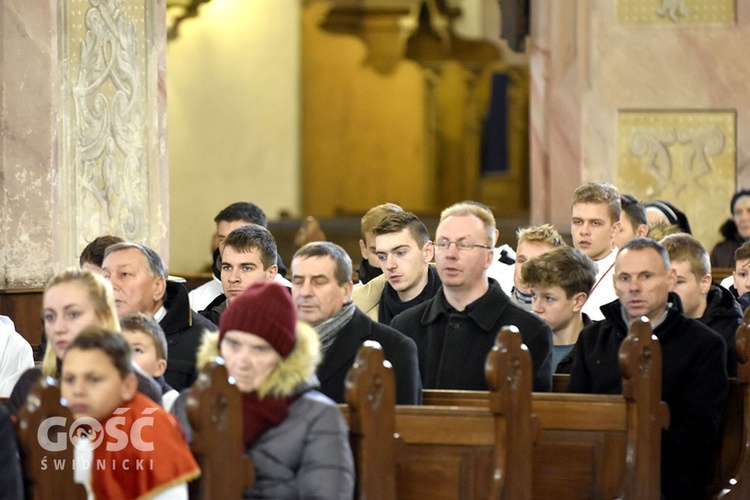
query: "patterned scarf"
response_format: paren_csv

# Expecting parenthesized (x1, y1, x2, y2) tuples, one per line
(379, 266, 441, 324)
(315, 301, 356, 354)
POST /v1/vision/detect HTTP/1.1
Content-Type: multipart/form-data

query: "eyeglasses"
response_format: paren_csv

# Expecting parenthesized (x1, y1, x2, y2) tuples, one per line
(435, 239, 492, 251)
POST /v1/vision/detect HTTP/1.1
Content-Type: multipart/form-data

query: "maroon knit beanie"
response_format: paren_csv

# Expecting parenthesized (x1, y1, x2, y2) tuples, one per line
(218, 281, 297, 357)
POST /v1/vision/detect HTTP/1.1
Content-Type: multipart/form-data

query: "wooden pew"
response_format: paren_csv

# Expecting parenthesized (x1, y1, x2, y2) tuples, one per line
(15, 376, 87, 500)
(422, 318, 668, 499)
(187, 359, 254, 499)
(711, 309, 750, 498)
(344, 326, 535, 500)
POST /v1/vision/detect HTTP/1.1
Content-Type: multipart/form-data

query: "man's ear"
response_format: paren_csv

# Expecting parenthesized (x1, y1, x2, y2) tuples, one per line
(635, 224, 649, 238)
(153, 277, 167, 303)
(423, 241, 435, 263)
(610, 220, 622, 240)
(358, 239, 367, 259)
(667, 267, 678, 291)
(700, 273, 712, 295)
(266, 264, 278, 281)
(153, 359, 167, 378)
(572, 292, 588, 313)
(342, 280, 354, 302)
(120, 373, 138, 402)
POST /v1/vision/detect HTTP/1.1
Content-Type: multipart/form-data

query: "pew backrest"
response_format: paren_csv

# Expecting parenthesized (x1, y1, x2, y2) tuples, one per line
(345, 326, 535, 500)
(187, 360, 254, 499)
(422, 317, 667, 500)
(15, 376, 87, 500)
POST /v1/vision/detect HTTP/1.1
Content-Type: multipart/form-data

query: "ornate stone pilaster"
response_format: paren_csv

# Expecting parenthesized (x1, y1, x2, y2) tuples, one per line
(0, 0, 167, 288)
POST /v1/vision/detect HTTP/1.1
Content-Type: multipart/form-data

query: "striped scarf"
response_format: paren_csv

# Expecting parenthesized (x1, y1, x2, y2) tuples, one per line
(315, 301, 356, 354)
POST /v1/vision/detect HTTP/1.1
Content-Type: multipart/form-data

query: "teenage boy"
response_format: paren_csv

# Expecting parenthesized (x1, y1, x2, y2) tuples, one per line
(661, 233, 741, 376)
(521, 247, 596, 373)
(570, 182, 622, 321)
(497, 224, 565, 311)
(121, 312, 180, 410)
(200, 224, 279, 325)
(723, 241, 750, 310)
(189, 202, 290, 311)
(60, 327, 200, 498)
(352, 211, 440, 323)
(613, 194, 648, 250)
(356, 203, 403, 284)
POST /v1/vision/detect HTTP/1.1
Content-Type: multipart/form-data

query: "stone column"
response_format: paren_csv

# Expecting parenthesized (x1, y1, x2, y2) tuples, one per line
(0, 0, 168, 289)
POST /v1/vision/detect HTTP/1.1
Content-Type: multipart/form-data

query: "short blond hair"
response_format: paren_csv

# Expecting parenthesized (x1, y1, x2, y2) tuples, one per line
(660, 233, 710, 278)
(360, 203, 403, 238)
(439, 202, 496, 247)
(571, 182, 621, 223)
(516, 224, 565, 248)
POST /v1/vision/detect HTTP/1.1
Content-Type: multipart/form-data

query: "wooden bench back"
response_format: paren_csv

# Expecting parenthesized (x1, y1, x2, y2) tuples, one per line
(187, 359, 254, 499)
(712, 308, 750, 499)
(422, 317, 667, 499)
(15, 376, 87, 500)
(345, 326, 535, 500)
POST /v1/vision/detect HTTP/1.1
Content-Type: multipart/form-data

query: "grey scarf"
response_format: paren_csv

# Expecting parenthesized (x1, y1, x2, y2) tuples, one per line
(315, 301, 357, 354)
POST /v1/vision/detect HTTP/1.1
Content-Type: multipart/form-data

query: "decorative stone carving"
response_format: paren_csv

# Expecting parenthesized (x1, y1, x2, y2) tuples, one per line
(60, 0, 167, 262)
(617, 110, 735, 252)
(74, 0, 146, 243)
(618, 0, 734, 24)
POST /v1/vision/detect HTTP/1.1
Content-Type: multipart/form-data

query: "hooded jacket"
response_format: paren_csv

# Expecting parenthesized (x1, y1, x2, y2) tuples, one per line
(700, 284, 741, 377)
(172, 323, 355, 500)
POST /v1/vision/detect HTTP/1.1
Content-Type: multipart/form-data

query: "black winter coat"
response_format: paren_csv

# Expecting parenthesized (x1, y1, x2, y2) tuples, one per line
(569, 295, 728, 499)
(390, 280, 553, 392)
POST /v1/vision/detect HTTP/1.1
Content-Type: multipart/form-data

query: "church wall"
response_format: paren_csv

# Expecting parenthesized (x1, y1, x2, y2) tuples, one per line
(167, 0, 301, 274)
(530, 0, 750, 250)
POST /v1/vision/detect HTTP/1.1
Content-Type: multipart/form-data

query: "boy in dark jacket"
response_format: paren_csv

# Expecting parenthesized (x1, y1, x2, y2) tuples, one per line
(521, 247, 596, 374)
(661, 233, 741, 376)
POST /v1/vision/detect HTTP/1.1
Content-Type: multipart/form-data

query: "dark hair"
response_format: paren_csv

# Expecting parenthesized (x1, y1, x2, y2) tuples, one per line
(104, 242, 167, 279)
(521, 247, 596, 298)
(214, 202, 267, 227)
(619, 237, 671, 269)
(372, 211, 430, 247)
(120, 312, 168, 360)
(644, 200, 692, 234)
(63, 326, 133, 379)
(620, 194, 647, 227)
(79, 235, 125, 268)
(292, 242, 352, 285)
(222, 225, 278, 270)
(735, 241, 750, 263)
(731, 190, 750, 215)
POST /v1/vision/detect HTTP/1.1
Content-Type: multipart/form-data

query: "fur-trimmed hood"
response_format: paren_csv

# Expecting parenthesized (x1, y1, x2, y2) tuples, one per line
(195, 321, 322, 398)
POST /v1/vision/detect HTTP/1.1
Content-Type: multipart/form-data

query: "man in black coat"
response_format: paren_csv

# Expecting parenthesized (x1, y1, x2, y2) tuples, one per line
(390, 202, 553, 392)
(569, 238, 728, 499)
(102, 243, 217, 391)
(291, 242, 421, 405)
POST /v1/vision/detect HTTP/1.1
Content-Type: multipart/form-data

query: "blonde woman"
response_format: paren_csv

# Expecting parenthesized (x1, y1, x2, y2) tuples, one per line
(8, 268, 161, 415)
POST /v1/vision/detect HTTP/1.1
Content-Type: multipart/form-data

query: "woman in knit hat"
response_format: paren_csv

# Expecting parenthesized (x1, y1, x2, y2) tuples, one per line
(172, 281, 355, 499)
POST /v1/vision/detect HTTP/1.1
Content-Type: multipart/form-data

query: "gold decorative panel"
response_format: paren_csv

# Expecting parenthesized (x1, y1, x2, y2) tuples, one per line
(618, 0, 735, 24)
(617, 110, 736, 249)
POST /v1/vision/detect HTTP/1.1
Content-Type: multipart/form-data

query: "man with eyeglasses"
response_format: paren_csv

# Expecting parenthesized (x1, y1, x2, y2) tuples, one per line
(391, 202, 553, 392)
